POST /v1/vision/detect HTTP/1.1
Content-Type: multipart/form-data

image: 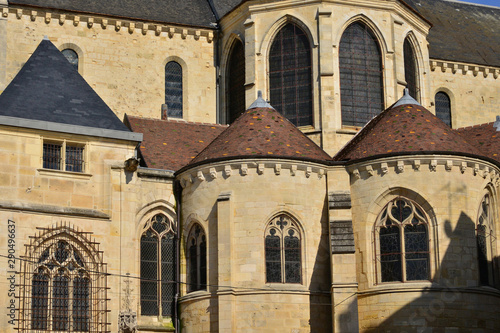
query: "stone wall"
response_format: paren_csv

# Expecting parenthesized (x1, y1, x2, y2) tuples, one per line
(347, 155, 500, 331)
(1, 5, 217, 123)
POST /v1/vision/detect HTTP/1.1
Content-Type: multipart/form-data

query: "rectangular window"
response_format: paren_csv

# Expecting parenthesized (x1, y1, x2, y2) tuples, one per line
(43, 140, 85, 173)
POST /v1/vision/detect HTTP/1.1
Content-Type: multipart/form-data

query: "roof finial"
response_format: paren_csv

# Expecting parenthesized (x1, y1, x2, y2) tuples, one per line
(43, 35, 49, 41)
(248, 90, 274, 110)
(494, 115, 500, 132)
(393, 87, 421, 108)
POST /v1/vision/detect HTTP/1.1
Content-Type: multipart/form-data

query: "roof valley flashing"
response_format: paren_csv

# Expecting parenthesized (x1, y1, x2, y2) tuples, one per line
(0, 38, 142, 142)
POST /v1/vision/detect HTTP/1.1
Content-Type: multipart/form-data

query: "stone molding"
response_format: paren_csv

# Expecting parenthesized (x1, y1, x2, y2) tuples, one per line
(430, 60, 499, 79)
(178, 159, 327, 188)
(4, 6, 214, 42)
(347, 156, 500, 185)
(0, 200, 110, 219)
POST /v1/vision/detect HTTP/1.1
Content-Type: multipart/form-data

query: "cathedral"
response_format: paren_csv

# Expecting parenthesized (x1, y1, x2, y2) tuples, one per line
(0, 0, 499, 332)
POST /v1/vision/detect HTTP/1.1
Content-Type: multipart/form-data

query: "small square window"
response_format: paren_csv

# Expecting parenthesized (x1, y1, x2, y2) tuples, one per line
(43, 140, 85, 173)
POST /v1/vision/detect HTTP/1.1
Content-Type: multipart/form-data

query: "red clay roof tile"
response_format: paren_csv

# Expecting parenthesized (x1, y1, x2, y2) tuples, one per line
(334, 104, 481, 162)
(456, 122, 500, 163)
(125, 115, 226, 171)
(189, 107, 331, 166)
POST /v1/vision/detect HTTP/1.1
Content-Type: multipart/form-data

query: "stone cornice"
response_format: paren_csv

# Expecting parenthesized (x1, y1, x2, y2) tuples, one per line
(3, 6, 214, 42)
(347, 155, 500, 187)
(177, 159, 327, 189)
(430, 60, 499, 79)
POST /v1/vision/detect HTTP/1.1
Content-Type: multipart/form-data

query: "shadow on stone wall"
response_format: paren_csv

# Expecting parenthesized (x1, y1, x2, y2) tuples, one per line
(308, 198, 333, 332)
(358, 212, 500, 332)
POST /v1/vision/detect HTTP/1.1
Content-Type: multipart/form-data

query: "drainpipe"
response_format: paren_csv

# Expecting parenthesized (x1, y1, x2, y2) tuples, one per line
(173, 179, 182, 333)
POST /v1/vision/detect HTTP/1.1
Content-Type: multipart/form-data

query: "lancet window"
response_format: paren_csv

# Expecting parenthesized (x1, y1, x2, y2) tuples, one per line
(339, 22, 384, 127)
(187, 224, 207, 292)
(376, 198, 430, 283)
(435, 92, 452, 127)
(404, 37, 419, 101)
(226, 39, 246, 124)
(165, 61, 183, 118)
(477, 194, 495, 286)
(265, 215, 302, 284)
(140, 213, 176, 317)
(269, 23, 313, 127)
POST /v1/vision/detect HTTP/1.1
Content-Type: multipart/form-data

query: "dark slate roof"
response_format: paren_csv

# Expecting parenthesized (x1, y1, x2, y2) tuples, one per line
(212, 0, 242, 19)
(456, 121, 500, 163)
(189, 106, 332, 166)
(125, 115, 227, 171)
(9, 0, 217, 28)
(0, 38, 139, 140)
(405, 0, 500, 67)
(334, 103, 480, 162)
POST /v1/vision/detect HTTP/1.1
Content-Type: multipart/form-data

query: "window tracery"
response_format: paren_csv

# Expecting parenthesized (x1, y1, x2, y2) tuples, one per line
(265, 215, 301, 284)
(376, 198, 430, 283)
(187, 224, 207, 292)
(19, 224, 107, 332)
(140, 213, 176, 317)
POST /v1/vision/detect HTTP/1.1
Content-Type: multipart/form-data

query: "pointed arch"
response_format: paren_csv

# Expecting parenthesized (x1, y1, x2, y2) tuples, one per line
(476, 187, 497, 286)
(225, 38, 246, 124)
(186, 223, 207, 292)
(19, 223, 107, 332)
(339, 20, 384, 127)
(264, 213, 303, 284)
(268, 22, 313, 126)
(403, 33, 420, 101)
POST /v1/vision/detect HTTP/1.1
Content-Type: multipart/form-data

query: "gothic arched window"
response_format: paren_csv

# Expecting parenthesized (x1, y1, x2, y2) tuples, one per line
(376, 198, 430, 283)
(404, 37, 419, 101)
(19, 225, 107, 332)
(339, 22, 384, 127)
(269, 23, 313, 127)
(61, 49, 78, 71)
(187, 224, 207, 292)
(165, 61, 183, 118)
(265, 215, 302, 283)
(435, 92, 452, 127)
(477, 194, 494, 286)
(140, 214, 176, 317)
(226, 39, 246, 124)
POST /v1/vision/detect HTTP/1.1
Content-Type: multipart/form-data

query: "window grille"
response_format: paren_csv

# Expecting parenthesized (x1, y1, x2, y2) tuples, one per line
(339, 22, 384, 127)
(62, 49, 78, 71)
(269, 23, 313, 127)
(43, 141, 85, 173)
(404, 38, 419, 101)
(435, 92, 452, 127)
(165, 62, 183, 118)
(376, 198, 430, 283)
(477, 194, 495, 286)
(187, 224, 207, 292)
(140, 214, 176, 317)
(265, 215, 302, 284)
(227, 40, 246, 124)
(18, 223, 108, 332)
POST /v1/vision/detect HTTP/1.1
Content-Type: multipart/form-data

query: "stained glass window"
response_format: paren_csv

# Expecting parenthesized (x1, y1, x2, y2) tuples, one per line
(339, 22, 384, 127)
(187, 224, 207, 292)
(62, 49, 78, 71)
(227, 40, 246, 124)
(477, 194, 494, 286)
(140, 214, 176, 317)
(21, 225, 107, 333)
(435, 92, 452, 127)
(265, 215, 302, 283)
(404, 37, 419, 101)
(377, 198, 429, 282)
(165, 61, 183, 118)
(269, 23, 313, 127)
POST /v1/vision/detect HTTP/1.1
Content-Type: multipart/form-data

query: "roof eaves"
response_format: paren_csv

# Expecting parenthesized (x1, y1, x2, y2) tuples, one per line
(0, 115, 143, 142)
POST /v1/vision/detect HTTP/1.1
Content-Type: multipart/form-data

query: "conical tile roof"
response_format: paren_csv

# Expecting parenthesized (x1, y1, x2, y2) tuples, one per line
(457, 119, 500, 163)
(189, 103, 331, 166)
(334, 101, 480, 162)
(0, 37, 131, 133)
